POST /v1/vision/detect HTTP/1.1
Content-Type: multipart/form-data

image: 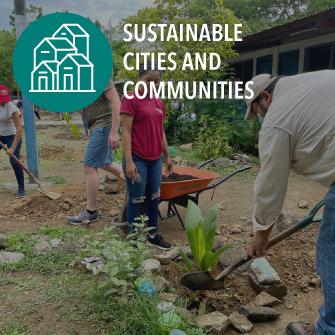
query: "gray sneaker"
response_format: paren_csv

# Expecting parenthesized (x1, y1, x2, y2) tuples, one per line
(66, 209, 100, 226)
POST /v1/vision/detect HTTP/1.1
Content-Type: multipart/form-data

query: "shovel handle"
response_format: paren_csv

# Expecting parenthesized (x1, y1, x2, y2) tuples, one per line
(0, 140, 42, 187)
(215, 199, 325, 281)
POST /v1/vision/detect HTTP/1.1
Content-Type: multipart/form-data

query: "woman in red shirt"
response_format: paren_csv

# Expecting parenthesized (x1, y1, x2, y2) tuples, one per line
(121, 65, 173, 250)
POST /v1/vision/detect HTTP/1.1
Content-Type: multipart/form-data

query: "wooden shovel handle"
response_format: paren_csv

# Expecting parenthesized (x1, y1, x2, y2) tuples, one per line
(215, 199, 325, 281)
(0, 140, 42, 187)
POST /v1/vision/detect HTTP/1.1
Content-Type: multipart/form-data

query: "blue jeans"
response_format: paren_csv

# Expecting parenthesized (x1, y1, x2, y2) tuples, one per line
(316, 184, 335, 335)
(123, 155, 162, 234)
(0, 135, 24, 191)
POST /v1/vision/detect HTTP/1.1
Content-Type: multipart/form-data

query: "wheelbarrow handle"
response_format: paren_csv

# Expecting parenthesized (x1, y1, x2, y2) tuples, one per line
(197, 159, 215, 169)
(204, 165, 252, 191)
(216, 198, 325, 281)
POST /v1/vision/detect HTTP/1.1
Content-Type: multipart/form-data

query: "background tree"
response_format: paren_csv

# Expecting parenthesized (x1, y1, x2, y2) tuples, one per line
(114, 0, 239, 82)
(225, 0, 335, 32)
(0, 30, 17, 90)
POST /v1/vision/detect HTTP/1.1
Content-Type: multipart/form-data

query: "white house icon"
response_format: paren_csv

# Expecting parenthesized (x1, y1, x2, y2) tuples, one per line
(30, 24, 95, 93)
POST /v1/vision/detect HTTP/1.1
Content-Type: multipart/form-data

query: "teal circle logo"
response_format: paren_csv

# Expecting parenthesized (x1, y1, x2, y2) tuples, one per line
(13, 12, 112, 112)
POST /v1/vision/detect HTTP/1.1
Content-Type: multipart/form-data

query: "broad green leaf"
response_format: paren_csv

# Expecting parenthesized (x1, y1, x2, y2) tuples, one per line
(200, 250, 215, 271)
(193, 226, 206, 268)
(203, 204, 219, 251)
(179, 247, 194, 271)
(185, 200, 203, 231)
(185, 201, 203, 267)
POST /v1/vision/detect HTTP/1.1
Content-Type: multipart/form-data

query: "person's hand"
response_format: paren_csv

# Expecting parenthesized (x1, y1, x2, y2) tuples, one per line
(246, 229, 271, 259)
(165, 157, 173, 175)
(6, 147, 14, 156)
(109, 132, 119, 150)
(126, 160, 137, 181)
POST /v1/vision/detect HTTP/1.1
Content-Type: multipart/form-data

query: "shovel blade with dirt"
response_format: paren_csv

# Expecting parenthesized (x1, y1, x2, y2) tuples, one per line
(0, 141, 61, 201)
(181, 199, 325, 291)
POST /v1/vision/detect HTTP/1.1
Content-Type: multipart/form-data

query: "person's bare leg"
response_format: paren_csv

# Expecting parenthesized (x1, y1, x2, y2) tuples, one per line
(103, 163, 124, 179)
(85, 165, 99, 211)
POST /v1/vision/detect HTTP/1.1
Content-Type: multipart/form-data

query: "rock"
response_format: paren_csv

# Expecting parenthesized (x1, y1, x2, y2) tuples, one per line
(0, 251, 24, 264)
(81, 257, 105, 276)
(229, 226, 242, 234)
(154, 254, 171, 265)
(213, 157, 232, 168)
(165, 247, 180, 259)
(159, 293, 177, 303)
(153, 276, 170, 292)
(179, 143, 193, 150)
(105, 183, 119, 194)
(298, 200, 309, 209)
(285, 303, 294, 309)
(229, 312, 254, 333)
(157, 301, 176, 313)
(309, 277, 321, 288)
(232, 153, 250, 163)
(170, 330, 186, 335)
(165, 246, 191, 260)
(141, 259, 161, 273)
(250, 258, 281, 285)
(254, 292, 282, 307)
(109, 209, 119, 217)
(105, 174, 118, 183)
(62, 202, 71, 211)
(34, 240, 52, 254)
(240, 304, 281, 323)
(49, 239, 62, 248)
(196, 311, 230, 333)
(0, 233, 7, 249)
(219, 247, 250, 273)
(249, 273, 288, 299)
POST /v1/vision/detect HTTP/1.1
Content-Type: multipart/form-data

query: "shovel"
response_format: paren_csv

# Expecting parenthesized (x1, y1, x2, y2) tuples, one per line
(0, 141, 62, 201)
(181, 199, 325, 291)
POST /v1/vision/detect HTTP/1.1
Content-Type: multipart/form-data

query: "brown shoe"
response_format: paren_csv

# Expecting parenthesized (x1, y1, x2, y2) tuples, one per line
(286, 322, 317, 335)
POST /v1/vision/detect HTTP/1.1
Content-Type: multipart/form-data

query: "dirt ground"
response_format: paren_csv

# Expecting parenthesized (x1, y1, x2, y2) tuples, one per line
(0, 119, 327, 335)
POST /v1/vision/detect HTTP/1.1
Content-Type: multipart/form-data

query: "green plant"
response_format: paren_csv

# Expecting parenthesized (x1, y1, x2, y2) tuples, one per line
(70, 124, 81, 139)
(63, 113, 81, 139)
(64, 112, 71, 128)
(180, 201, 231, 272)
(83, 220, 152, 297)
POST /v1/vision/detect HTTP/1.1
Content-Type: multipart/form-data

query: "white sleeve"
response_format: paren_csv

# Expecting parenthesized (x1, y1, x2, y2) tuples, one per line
(8, 102, 19, 117)
(253, 126, 292, 231)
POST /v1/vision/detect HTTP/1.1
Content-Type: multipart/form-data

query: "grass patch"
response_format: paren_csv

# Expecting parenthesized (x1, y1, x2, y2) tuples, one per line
(0, 320, 30, 335)
(38, 226, 89, 240)
(42, 176, 67, 185)
(88, 291, 206, 335)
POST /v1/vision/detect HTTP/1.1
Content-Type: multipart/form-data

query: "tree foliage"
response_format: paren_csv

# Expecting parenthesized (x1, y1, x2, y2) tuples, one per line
(225, 0, 335, 33)
(0, 30, 17, 90)
(114, 0, 239, 82)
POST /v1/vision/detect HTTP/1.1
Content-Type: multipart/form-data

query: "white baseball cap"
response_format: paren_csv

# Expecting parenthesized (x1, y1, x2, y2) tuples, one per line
(244, 74, 277, 120)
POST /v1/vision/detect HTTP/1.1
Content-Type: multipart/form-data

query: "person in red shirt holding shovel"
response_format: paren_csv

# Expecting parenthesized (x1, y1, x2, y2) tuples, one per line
(121, 64, 173, 250)
(0, 85, 25, 198)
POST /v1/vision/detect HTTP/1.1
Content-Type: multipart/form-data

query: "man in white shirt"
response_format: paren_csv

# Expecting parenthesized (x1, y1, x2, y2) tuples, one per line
(245, 70, 335, 335)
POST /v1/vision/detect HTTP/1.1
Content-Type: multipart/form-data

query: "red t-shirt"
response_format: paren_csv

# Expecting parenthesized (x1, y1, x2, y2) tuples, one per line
(121, 93, 165, 161)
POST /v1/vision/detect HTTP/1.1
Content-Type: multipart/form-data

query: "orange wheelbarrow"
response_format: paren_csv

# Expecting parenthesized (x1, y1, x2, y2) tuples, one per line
(159, 162, 251, 228)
